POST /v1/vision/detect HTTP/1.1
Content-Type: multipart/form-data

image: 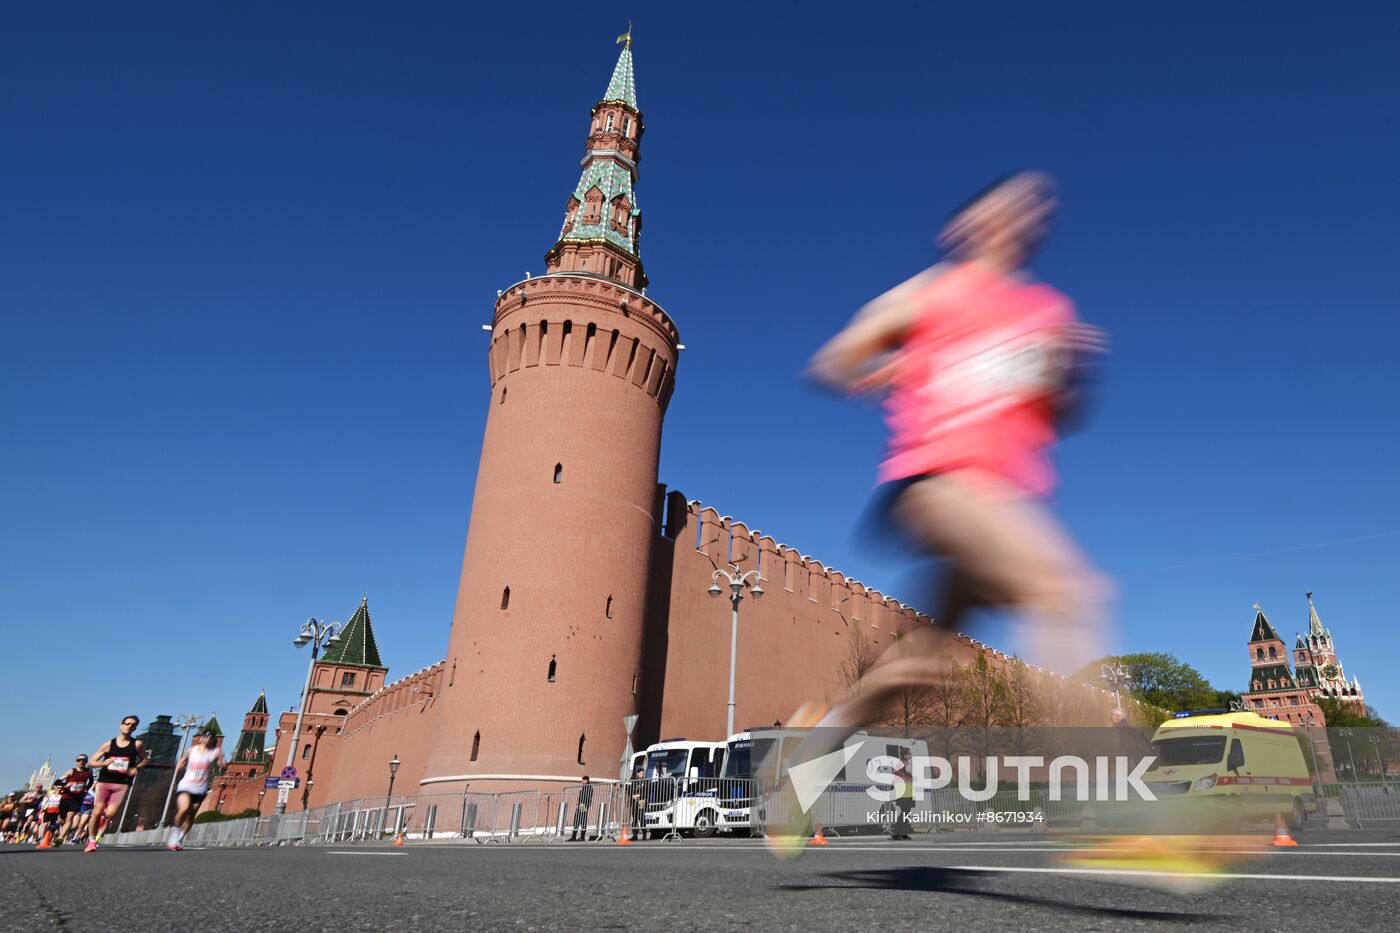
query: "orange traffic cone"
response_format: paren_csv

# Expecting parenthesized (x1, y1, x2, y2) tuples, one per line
(617, 826, 633, 846)
(37, 830, 53, 849)
(392, 833, 405, 846)
(809, 825, 830, 846)
(1272, 814, 1298, 847)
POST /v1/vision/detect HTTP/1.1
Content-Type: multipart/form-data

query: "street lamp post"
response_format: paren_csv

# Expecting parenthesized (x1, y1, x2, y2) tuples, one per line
(157, 714, 202, 829)
(384, 755, 401, 838)
(276, 617, 342, 814)
(1368, 735, 1385, 781)
(1339, 728, 1359, 783)
(708, 567, 764, 738)
(1100, 662, 1128, 711)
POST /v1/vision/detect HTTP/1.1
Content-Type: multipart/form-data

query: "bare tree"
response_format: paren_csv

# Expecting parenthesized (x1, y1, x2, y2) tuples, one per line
(1000, 656, 1043, 729)
(838, 622, 881, 695)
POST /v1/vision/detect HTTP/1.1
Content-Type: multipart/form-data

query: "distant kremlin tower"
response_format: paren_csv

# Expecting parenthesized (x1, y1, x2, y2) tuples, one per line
(1242, 592, 1363, 725)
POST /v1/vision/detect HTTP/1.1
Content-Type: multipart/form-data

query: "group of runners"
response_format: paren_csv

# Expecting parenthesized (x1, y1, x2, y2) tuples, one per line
(2, 713, 226, 853)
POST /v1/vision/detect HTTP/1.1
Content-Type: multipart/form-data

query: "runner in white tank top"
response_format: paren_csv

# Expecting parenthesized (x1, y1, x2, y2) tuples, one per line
(167, 729, 226, 851)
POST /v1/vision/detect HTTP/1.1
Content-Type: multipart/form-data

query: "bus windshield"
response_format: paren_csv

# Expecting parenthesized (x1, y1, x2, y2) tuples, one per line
(646, 749, 690, 779)
(721, 738, 776, 780)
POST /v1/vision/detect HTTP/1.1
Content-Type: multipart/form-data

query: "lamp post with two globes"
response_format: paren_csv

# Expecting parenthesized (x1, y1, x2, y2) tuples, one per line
(708, 567, 764, 738)
(275, 618, 342, 814)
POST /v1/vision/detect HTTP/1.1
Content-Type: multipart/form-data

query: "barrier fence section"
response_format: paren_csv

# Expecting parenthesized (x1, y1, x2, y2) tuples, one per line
(96, 780, 1400, 847)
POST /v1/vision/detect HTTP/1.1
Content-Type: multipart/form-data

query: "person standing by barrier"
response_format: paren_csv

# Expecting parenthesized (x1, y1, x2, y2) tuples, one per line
(85, 714, 146, 852)
(891, 749, 916, 840)
(629, 765, 647, 841)
(570, 776, 594, 841)
(167, 727, 225, 851)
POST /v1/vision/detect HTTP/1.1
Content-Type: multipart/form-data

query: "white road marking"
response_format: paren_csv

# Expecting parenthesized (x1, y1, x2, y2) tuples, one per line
(507, 842, 1400, 858)
(326, 851, 407, 856)
(950, 864, 1400, 883)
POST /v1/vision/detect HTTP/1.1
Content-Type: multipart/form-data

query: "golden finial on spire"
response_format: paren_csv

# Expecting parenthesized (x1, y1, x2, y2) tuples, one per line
(617, 21, 633, 48)
(1253, 603, 1261, 611)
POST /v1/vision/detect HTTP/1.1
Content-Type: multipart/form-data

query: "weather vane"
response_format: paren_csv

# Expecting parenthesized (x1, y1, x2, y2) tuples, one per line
(617, 21, 633, 48)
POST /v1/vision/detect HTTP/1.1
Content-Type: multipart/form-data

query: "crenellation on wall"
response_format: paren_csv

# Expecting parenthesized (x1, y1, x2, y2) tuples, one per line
(342, 661, 446, 738)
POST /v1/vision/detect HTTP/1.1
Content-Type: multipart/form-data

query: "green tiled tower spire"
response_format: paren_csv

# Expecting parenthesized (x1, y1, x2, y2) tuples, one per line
(319, 597, 385, 669)
(544, 37, 648, 289)
(603, 42, 638, 109)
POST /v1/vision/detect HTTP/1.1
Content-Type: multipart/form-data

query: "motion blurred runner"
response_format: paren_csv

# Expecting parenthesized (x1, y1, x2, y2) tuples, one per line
(796, 170, 1109, 733)
(167, 727, 224, 851)
(773, 174, 1249, 886)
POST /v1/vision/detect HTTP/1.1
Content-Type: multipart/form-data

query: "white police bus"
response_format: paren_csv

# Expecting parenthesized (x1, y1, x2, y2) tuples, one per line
(717, 728, 929, 835)
(637, 738, 728, 838)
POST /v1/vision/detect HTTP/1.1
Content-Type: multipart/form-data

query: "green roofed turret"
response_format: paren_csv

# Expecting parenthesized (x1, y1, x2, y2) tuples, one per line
(1249, 605, 1281, 643)
(319, 597, 385, 669)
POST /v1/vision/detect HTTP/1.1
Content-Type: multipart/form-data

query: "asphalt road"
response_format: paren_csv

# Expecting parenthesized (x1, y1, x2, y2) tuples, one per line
(4, 831, 1398, 932)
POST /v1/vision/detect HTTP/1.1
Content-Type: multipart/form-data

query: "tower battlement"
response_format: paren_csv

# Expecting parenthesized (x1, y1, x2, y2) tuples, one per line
(487, 273, 678, 410)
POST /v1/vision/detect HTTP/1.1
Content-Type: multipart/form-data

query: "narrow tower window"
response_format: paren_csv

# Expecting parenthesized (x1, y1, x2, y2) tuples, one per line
(577, 733, 586, 765)
(605, 595, 613, 618)
(554, 463, 563, 484)
(470, 731, 480, 762)
(500, 386, 506, 405)
(605, 113, 614, 133)
(501, 587, 510, 610)
(622, 116, 631, 137)
(548, 656, 557, 682)
(302, 743, 311, 760)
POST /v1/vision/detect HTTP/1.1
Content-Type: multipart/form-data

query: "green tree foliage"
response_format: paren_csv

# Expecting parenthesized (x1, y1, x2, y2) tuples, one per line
(193, 807, 260, 824)
(1316, 698, 1389, 728)
(1075, 653, 1222, 726)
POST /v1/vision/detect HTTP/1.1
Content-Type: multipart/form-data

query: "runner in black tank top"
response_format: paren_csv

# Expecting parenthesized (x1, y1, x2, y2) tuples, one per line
(85, 715, 145, 852)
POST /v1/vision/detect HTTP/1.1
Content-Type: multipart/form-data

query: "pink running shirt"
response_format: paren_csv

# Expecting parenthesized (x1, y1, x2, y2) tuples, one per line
(879, 262, 1075, 497)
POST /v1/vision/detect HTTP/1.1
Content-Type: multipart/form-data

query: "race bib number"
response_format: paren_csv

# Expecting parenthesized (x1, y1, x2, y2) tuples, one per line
(67, 782, 86, 794)
(108, 757, 130, 773)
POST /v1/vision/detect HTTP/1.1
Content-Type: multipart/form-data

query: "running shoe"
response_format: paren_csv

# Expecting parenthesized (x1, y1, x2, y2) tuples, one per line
(83, 839, 98, 853)
(1056, 835, 1250, 893)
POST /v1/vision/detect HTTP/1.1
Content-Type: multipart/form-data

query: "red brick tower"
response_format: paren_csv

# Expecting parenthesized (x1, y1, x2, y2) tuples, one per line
(422, 37, 679, 787)
(1241, 604, 1323, 725)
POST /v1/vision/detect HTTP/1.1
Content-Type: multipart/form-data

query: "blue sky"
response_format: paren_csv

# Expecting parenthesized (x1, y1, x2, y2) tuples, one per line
(3, 2, 1397, 788)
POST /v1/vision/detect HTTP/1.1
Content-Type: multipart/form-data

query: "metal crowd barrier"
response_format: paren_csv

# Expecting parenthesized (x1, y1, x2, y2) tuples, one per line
(97, 780, 1400, 848)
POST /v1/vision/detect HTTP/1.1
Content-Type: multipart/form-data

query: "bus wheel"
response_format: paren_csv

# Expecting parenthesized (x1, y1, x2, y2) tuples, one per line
(1287, 798, 1305, 831)
(692, 809, 718, 839)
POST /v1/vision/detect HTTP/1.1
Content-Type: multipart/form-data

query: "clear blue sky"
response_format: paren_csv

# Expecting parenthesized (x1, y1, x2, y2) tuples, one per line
(3, 2, 1397, 789)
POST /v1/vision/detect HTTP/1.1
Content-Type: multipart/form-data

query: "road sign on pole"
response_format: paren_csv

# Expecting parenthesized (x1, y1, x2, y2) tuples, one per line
(620, 714, 640, 780)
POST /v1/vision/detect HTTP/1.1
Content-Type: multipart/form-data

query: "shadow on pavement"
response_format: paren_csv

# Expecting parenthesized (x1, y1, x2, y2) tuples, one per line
(778, 867, 1228, 924)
